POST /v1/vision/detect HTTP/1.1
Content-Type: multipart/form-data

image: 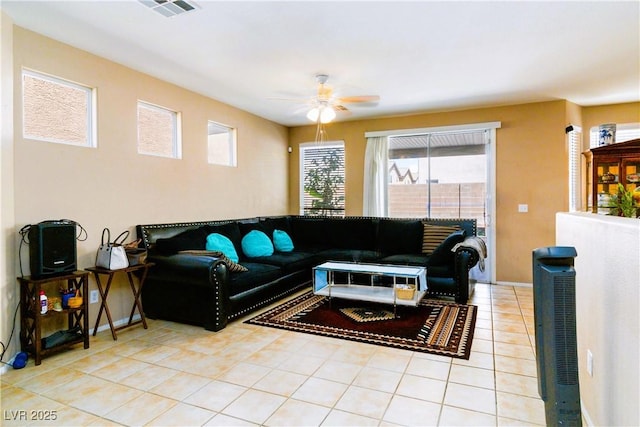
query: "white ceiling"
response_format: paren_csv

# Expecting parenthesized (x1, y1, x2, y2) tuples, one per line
(2, 0, 639, 127)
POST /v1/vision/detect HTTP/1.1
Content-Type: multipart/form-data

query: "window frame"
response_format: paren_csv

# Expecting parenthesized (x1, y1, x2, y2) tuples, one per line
(137, 100, 182, 159)
(299, 141, 346, 216)
(207, 120, 237, 167)
(22, 68, 97, 148)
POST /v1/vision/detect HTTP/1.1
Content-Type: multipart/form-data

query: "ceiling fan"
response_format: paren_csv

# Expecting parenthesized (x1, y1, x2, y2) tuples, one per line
(278, 74, 380, 123)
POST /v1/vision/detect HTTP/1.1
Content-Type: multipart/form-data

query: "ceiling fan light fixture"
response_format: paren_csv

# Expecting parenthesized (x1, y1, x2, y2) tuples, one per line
(320, 106, 336, 123)
(306, 107, 320, 123)
(307, 106, 336, 123)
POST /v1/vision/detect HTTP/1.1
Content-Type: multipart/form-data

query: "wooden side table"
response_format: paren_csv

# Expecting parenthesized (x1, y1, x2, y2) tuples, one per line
(18, 271, 90, 365)
(86, 263, 154, 340)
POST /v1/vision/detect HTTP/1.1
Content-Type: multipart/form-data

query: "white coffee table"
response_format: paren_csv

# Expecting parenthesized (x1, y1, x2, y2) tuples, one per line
(312, 261, 427, 315)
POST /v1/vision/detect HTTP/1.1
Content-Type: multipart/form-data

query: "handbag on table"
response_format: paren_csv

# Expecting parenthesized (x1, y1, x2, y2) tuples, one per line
(95, 228, 130, 270)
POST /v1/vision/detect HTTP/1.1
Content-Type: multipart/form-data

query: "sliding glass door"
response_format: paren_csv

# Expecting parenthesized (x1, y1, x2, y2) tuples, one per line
(387, 129, 493, 283)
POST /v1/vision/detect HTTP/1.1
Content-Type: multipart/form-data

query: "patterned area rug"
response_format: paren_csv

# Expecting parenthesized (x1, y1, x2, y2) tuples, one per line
(245, 290, 477, 359)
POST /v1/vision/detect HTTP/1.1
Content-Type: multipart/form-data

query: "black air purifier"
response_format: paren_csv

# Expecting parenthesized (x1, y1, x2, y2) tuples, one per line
(28, 221, 77, 278)
(532, 246, 582, 426)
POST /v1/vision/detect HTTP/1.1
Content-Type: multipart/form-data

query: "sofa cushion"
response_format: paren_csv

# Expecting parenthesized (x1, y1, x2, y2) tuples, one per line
(422, 223, 461, 254)
(377, 219, 423, 255)
(378, 253, 429, 266)
(290, 217, 330, 249)
(242, 230, 274, 258)
(154, 226, 209, 255)
(238, 220, 268, 236)
(273, 229, 294, 252)
(317, 249, 380, 263)
(250, 251, 318, 272)
(206, 233, 240, 263)
(427, 230, 467, 266)
(261, 216, 292, 236)
(227, 262, 283, 296)
(325, 218, 377, 250)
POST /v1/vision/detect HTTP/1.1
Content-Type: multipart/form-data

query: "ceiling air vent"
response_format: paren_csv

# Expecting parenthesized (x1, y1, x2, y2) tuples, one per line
(139, 0, 199, 18)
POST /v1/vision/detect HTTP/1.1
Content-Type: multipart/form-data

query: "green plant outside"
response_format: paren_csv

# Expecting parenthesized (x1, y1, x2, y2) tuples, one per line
(304, 149, 344, 216)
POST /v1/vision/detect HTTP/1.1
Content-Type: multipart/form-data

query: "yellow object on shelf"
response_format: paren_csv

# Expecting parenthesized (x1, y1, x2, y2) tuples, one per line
(396, 285, 415, 300)
(68, 290, 83, 308)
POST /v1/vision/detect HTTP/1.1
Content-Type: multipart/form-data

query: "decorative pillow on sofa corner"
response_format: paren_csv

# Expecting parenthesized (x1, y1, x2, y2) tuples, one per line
(273, 229, 294, 252)
(426, 230, 467, 266)
(154, 226, 209, 255)
(422, 223, 461, 255)
(242, 230, 274, 258)
(206, 233, 240, 263)
(179, 250, 248, 273)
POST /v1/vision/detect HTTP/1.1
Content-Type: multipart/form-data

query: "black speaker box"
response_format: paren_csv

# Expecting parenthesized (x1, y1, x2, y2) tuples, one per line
(28, 221, 77, 279)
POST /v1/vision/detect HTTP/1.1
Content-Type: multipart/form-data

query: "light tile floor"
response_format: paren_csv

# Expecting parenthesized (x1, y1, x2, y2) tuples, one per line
(1, 283, 545, 426)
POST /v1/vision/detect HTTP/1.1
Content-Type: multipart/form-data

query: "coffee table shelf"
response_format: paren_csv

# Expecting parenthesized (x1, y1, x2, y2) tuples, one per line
(313, 261, 427, 309)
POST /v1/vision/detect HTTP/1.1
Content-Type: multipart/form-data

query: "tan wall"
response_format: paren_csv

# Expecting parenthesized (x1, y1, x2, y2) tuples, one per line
(10, 27, 289, 333)
(289, 101, 570, 283)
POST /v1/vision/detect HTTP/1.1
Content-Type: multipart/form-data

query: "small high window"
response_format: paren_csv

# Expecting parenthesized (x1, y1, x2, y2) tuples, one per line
(208, 121, 237, 166)
(22, 69, 96, 147)
(137, 101, 181, 158)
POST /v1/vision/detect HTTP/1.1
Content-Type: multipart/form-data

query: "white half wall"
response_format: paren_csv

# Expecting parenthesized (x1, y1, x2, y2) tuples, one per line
(556, 212, 640, 426)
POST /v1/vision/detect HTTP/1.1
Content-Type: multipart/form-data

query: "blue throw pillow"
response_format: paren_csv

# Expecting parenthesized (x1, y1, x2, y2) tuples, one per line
(273, 229, 294, 252)
(206, 233, 239, 263)
(242, 230, 274, 258)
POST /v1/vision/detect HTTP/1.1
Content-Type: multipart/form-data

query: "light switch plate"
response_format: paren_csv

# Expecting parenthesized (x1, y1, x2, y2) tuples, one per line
(518, 204, 528, 213)
(90, 290, 99, 304)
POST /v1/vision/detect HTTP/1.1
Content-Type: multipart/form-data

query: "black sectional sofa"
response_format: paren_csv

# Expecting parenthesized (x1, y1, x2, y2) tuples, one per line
(136, 215, 483, 331)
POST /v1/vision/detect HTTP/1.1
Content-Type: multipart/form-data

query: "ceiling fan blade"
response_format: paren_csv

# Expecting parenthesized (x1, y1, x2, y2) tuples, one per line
(334, 104, 349, 112)
(337, 95, 380, 104)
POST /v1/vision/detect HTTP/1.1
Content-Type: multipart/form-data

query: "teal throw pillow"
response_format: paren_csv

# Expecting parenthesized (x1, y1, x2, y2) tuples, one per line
(273, 229, 294, 252)
(241, 230, 274, 258)
(206, 233, 239, 263)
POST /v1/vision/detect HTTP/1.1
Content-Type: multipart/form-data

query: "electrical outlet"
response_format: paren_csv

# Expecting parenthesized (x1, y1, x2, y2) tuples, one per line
(90, 290, 99, 304)
(518, 204, 529, 213)
(587, 349, 593, 377)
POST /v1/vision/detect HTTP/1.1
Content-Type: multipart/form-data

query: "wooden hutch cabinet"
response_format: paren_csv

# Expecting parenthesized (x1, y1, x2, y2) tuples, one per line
(590, 138, 640, 215)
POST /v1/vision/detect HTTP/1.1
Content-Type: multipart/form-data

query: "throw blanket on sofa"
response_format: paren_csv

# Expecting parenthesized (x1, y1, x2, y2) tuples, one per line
(452, 236, 487, 271)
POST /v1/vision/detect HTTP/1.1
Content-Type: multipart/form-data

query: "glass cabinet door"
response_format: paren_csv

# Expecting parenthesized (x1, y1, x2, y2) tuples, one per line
(595, 160, 619, 214)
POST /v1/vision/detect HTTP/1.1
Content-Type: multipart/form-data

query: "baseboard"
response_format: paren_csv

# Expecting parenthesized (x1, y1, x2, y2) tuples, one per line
(90, 314, 142, 335)
(580, 400, 595, 426)
(495, 281, 533, 288)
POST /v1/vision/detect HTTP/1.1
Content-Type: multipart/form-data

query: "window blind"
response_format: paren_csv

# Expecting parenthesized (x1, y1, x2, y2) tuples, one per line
(300, 143, 345, 216)
(568, 128, 583, 212)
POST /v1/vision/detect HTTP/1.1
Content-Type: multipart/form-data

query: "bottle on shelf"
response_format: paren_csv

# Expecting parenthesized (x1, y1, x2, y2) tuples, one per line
(40, 290, 48, 315)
